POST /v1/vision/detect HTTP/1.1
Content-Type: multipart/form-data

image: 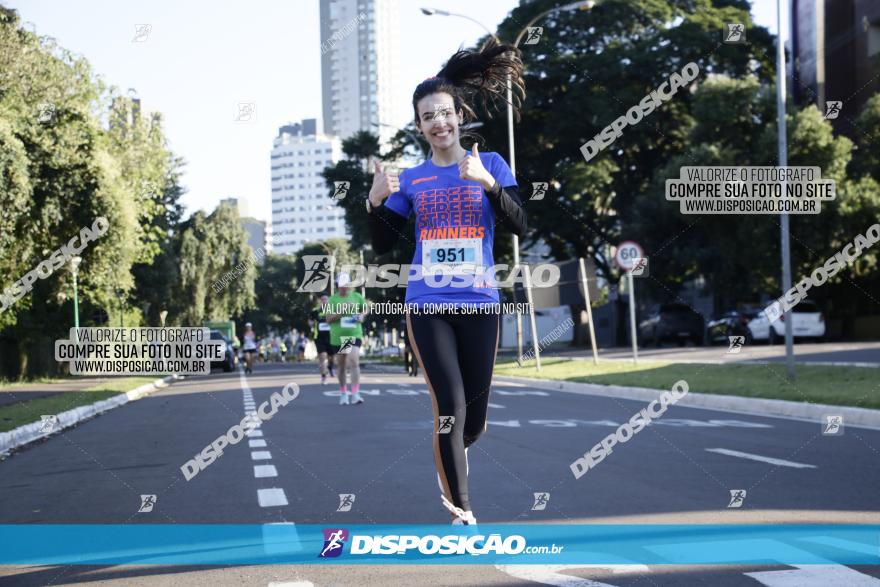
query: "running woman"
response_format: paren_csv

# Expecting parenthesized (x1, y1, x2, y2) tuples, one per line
(241, 322, 258, 374)
(367, 40, 527, 525)
(326, 272, 370, 405)
(310, 294, 335, 384)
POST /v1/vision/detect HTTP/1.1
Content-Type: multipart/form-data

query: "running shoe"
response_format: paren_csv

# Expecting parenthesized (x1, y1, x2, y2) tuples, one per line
(441, 494, 478, 525)
(351, 392, 364, 404)
(321, 374, 327, 385)
(339, 393, 350, 406)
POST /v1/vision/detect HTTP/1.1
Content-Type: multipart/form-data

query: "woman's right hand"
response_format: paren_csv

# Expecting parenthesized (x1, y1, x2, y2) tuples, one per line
(369, 160, 399, 208)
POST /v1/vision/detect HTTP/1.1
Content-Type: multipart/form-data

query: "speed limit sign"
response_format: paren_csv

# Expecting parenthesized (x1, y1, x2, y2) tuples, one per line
(615, 241, 644, 271)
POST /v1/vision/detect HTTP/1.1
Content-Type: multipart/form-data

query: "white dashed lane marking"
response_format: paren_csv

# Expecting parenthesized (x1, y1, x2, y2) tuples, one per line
(257, 488, 289, 507)
(240, 368, 289, 509)
(254, 465, 278, 478)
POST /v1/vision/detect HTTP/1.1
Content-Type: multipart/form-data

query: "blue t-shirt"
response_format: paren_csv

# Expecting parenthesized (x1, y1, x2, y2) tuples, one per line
(383, 151, 517, 308)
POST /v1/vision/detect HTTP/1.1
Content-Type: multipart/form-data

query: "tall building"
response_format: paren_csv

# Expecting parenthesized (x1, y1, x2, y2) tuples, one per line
(791, 0, 880, 136)
(240, 218, 267, 257)
(218, 197, 266, 260)
(270, 119, 345, 256)
(319, 0, 401, 147)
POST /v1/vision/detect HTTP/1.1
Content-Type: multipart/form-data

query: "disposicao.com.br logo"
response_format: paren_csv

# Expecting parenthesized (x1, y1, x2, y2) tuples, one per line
(317, 528, 560, 557)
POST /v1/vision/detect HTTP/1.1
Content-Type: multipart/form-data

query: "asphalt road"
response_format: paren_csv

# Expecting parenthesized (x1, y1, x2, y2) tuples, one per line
(1, 361, 879, 586)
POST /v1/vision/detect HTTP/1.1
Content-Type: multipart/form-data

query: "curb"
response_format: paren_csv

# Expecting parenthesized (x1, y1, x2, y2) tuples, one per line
(494, 375, 880, 430)
(0, 374, 182, 456)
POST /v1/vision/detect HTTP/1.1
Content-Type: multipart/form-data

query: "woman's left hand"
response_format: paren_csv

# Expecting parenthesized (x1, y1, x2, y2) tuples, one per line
(459, 143, 495, 191)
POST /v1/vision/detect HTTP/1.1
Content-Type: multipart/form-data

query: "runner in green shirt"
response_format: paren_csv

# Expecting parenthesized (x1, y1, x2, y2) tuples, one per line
(326, 272, 369, 405)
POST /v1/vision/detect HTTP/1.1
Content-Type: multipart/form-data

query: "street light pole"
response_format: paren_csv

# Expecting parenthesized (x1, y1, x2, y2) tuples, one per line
(70, 256, 82, 337)
(776, 0, 795, 379)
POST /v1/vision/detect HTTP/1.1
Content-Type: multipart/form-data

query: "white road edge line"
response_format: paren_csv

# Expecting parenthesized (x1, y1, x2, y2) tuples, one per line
(705, 448, 817, 469)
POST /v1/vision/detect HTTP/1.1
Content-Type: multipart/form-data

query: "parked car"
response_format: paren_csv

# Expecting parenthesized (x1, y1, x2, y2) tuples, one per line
(638, 303, 704, 346)
(209, 330, 236, 372)
(706, 309, 760, 345)
(748, 300, 826, 344)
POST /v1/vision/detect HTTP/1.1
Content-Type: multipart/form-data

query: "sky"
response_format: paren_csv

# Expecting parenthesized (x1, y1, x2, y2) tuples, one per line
(9, 0, 780, 224)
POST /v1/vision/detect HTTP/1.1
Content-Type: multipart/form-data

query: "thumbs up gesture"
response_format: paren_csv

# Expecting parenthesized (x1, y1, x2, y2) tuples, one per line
(368, 160, 400, 207)
(458, 143, 495, 191)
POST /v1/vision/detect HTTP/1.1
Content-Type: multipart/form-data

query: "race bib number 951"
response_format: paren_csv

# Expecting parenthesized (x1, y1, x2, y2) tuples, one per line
(422, 238, 482, 274)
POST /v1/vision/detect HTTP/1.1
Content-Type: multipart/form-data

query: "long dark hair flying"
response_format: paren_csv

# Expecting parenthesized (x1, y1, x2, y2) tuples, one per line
(412, 37, 526, 126)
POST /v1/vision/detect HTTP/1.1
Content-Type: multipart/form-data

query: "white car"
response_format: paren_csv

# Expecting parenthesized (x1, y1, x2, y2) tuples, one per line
(748, 300, 826, 344)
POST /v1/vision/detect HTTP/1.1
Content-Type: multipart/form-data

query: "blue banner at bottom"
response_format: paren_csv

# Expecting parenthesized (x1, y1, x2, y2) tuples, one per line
(0, 524, 878, 565)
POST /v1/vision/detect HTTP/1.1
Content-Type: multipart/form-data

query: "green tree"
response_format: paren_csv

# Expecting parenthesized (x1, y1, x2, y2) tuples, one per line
(174, 202, 256, 326)
(476, 0, 775, 285)
(243, 254, 310, 335)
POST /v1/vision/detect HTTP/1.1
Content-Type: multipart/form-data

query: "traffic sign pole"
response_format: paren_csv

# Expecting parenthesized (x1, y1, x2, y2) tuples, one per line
(615, 241, 644, 365)
(628, 271, 638, 364)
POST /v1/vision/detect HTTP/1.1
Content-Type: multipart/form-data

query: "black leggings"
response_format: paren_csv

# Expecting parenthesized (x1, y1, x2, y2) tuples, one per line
(406, 310, 500, 513)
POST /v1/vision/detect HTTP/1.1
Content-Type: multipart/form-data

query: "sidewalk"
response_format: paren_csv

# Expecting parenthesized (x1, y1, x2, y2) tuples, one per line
(0, 377, 111, 409)
(497, 340, 880, 366)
